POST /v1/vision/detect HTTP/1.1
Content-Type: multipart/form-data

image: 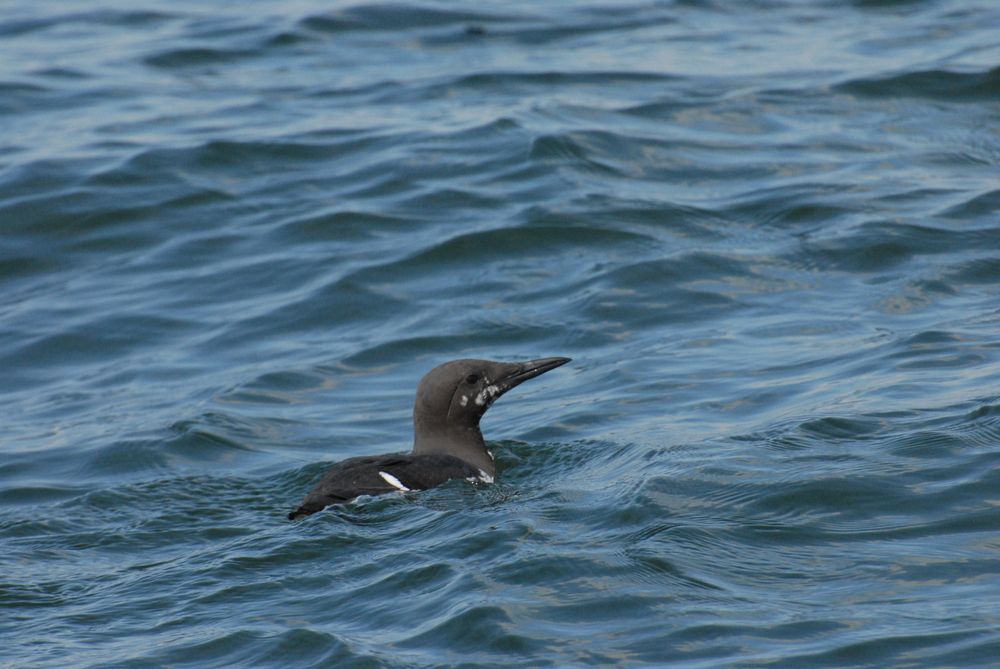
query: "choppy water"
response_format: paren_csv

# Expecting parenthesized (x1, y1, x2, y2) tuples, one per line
(3, 1, 1000, 666)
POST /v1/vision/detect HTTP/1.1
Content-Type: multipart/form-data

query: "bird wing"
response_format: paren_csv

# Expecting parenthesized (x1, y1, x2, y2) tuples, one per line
(287, 453, 482, 519)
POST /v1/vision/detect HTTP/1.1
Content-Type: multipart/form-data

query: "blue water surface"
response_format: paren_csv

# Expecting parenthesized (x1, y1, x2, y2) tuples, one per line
(2, 1, 1000, 666)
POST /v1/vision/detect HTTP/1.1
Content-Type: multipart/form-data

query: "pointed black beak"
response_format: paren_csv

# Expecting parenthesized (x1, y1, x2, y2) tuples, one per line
(495, 357, 571, 394)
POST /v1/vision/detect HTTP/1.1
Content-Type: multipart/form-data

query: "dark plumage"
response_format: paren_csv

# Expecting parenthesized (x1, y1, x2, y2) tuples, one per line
(288, 356, 570, 520)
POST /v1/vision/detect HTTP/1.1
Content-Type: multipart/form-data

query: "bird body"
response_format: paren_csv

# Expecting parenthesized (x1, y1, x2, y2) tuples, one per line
(288, 356, 569, 519)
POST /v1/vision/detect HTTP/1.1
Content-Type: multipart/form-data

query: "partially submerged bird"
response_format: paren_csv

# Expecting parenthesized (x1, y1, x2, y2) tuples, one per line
(288, 356, 570, 519)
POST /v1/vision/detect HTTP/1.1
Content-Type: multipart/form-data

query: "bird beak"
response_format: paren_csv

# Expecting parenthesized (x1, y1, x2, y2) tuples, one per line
(495, 357, 571, 394)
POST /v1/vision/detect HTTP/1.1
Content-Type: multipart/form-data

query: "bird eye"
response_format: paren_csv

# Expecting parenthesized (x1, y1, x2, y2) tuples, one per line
(465, 374, 479, 384)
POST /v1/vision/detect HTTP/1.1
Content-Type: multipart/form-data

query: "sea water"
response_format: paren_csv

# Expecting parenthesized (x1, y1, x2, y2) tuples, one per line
(2, 1, 1000, 666)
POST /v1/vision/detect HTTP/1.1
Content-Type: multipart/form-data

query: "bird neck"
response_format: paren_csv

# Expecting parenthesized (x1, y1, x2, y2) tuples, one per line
(411, 425, 495, 476)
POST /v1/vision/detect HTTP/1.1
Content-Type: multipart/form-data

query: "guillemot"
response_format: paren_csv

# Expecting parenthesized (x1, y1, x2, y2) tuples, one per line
(287, 356, 570, 519)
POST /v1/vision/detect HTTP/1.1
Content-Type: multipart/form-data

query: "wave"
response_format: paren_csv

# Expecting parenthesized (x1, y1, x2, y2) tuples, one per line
(837, 66, 1000, 101)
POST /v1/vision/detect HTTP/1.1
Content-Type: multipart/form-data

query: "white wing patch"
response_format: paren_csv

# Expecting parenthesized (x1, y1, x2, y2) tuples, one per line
(459, 395, 468, 407)
(378, 471, 410, 491)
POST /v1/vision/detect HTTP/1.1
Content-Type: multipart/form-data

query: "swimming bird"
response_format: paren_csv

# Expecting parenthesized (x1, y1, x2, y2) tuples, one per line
(288, 356, 570, 519)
